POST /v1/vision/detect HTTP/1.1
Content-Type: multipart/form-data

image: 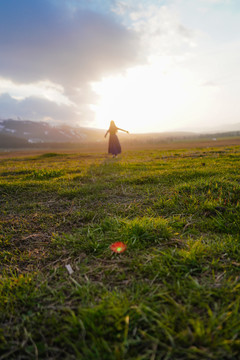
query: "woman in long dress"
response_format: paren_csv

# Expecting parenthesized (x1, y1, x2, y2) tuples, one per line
(104, 120, 129, 157)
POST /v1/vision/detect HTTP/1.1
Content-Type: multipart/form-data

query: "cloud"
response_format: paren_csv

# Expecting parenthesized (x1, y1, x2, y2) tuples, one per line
(199, 81, 220, 88)
(113, 1, 196, 56)
(0, 93, 88, 125)
(0, 78, 73, 105)
(0, 0, 139, 86)
(201, 0, 230, 3)
(0, 0, 142, 123)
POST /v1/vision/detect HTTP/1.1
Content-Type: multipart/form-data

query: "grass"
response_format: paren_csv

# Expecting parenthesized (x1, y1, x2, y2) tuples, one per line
(0, 145, 240, 359)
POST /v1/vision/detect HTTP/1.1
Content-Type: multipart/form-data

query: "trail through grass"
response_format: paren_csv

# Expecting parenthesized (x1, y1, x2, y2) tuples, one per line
(0, 146, 240, 359)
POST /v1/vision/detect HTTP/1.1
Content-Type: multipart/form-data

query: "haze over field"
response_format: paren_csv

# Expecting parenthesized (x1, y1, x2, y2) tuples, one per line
(0, 0, 240, 133)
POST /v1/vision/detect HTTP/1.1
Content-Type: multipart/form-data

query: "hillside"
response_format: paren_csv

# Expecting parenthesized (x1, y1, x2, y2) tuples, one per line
(0, 119, 240, 149)
(0, 132, 31, 148)
(0, 119, 105, 145)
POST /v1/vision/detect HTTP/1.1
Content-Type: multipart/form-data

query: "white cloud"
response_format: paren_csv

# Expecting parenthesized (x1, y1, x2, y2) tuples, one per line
(0, 93, 90, 125)
(113, 1, 196, 56)
(0, 78, 73, 105)
(201, 0, 230, 3)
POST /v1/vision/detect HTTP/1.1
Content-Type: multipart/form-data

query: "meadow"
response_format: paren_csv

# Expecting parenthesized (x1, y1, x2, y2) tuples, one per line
(0, 144, 240, 360)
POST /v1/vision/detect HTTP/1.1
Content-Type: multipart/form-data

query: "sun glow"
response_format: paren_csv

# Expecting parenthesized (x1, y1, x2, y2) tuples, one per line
(91, 62, 195, 133)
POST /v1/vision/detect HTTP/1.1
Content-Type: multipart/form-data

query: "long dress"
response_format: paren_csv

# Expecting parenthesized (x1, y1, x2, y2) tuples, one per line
(108, 130, 121, 155)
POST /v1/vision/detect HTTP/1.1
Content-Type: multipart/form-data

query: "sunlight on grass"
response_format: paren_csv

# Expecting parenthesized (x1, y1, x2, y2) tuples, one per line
(0, 146, 240, 359)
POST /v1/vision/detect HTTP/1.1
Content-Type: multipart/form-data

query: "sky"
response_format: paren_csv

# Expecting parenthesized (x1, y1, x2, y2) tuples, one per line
(0, 0, 240, 133)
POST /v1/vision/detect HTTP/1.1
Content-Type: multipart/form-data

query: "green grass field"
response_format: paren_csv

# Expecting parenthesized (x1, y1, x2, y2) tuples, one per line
(0, 145, 240, 359)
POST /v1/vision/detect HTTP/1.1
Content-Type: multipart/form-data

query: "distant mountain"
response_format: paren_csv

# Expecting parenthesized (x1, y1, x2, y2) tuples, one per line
(0, 119, 239, 149)
(176, 123, 240, 133)
(215, 123, 240, 132)
(0, 132, 31, 148)
(0, 119, 105, 144)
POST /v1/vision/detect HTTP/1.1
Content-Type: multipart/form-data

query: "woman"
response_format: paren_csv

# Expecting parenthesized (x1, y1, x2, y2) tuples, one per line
(104, 120, 129, 157)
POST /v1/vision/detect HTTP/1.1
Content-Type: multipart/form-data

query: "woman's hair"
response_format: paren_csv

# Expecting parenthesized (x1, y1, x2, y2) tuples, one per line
(110, 120, 117, 129)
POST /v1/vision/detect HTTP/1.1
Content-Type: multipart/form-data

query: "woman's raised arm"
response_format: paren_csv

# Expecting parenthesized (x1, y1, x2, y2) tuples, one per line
(117, 127, 129, 134)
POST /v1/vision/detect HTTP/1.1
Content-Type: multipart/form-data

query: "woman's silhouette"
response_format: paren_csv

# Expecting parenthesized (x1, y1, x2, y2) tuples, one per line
(104, 120, 129, 157)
